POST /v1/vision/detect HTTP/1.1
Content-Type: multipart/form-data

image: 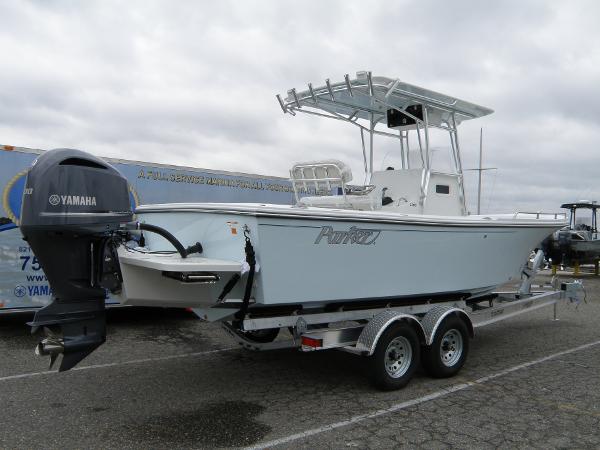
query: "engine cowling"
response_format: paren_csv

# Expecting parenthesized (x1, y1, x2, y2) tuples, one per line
(19, 148, 133, 371)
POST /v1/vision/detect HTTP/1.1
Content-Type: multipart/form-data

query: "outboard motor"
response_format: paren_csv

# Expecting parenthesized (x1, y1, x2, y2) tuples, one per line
(19, 149, 133, 371)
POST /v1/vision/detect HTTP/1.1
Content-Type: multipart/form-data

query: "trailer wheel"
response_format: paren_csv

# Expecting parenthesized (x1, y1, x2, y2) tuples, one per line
(368, 321, 420, 391)
(422, 315, 469, 378)
(243, 328, 280, 343)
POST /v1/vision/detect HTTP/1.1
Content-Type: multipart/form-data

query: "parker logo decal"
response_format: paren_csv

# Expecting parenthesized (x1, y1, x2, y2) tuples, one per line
(314, 226, 381, 245)
(48, 194, 97, 206)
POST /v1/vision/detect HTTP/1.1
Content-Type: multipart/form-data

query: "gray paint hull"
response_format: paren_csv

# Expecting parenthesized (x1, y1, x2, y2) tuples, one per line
(117, 204, 562, 309)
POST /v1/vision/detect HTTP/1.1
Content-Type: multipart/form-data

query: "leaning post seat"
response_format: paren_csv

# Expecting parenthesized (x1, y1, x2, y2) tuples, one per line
(290, 160, 379, 210)
(290, 160, 352, 203)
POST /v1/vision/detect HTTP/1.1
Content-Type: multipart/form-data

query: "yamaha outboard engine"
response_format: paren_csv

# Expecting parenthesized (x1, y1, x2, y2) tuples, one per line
(19, 149, 133, 371)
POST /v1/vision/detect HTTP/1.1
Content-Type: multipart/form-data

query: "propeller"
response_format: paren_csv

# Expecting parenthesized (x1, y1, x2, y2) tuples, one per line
(34, 327, 65, 370)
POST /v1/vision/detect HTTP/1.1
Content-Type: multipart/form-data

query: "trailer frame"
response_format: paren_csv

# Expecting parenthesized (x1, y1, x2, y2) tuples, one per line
(217, 251, 584, 389)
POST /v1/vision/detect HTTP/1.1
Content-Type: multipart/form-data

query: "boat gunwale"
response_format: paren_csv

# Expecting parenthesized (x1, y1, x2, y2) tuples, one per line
(135, 203, 567, 229)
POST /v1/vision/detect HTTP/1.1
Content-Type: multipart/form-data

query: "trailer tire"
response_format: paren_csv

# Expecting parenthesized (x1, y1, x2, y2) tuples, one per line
(368, 321, 420, 391)
(243, 328, 280, 343)
(422, 315, 469, 378)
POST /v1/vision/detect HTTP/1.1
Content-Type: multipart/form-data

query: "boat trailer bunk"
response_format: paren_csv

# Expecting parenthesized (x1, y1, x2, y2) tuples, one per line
(210, 251, 584, 390)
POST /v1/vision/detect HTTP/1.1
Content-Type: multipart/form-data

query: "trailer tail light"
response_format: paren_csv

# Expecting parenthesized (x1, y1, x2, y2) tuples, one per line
(301, 336, 323, 349)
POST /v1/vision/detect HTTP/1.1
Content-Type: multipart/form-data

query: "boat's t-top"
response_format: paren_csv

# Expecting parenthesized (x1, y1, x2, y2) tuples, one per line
(277, 71, 493, 216)
(561, 200, 599, 234)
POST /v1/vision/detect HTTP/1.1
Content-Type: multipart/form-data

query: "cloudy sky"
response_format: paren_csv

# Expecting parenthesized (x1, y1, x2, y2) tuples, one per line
(1, 0, 599, 213)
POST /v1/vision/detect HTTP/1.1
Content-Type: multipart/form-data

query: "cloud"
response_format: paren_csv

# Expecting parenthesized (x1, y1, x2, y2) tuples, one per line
(0, 0, 599, 213)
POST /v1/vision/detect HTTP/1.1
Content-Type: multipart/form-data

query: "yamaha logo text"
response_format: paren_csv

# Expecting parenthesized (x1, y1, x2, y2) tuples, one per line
(314, 226, 381, 245)
(48, 194, 97, 206)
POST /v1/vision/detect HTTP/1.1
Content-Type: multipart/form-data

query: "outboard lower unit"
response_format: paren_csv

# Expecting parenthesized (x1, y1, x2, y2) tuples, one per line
(19, 149, 133, 371)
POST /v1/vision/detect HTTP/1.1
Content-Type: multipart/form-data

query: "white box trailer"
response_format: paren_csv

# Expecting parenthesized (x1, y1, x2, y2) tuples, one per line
(0, 144, 295, 312)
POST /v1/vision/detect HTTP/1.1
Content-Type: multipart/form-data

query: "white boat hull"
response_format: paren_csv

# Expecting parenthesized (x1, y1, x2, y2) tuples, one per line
(117, 203, 563, 310)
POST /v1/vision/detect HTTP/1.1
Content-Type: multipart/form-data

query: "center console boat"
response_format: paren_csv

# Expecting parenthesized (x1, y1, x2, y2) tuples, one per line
(18, 71, 566, 371)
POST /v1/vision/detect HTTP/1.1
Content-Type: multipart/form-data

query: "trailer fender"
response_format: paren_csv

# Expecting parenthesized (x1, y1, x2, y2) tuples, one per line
(422, 306, 473, 346)
(356, 310, 426, 356)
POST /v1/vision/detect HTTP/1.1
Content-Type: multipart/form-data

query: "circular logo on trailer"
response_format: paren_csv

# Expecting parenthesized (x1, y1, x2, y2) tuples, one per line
(14, 285, 26, 298)
(48, 194, 60, 206)
(2, 169, 28, 225)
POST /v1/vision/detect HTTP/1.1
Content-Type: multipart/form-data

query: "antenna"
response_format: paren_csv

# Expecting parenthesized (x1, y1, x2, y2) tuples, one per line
(465, 128, 497, 214)
(478, 128, 483, 215)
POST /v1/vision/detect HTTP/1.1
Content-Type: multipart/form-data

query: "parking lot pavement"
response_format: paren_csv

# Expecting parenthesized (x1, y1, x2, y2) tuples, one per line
(1, 271, 599, 449)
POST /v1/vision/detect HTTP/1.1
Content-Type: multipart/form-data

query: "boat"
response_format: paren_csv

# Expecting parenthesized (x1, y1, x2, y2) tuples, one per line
(542, 201, 600, 267)
(116, 72, 564, 310)
(18, 71, 566, 370)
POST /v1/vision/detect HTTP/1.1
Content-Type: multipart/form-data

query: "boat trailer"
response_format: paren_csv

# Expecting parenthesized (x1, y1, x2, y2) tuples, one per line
(218, 251, 583, 390)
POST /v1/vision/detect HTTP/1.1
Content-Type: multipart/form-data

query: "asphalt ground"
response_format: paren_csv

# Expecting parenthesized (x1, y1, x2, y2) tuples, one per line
(1, 271, 599, 449)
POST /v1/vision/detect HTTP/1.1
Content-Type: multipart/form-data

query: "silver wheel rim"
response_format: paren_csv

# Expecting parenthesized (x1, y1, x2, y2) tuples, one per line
(440, 329, 463, 367)
(384, 336, 412, 378)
